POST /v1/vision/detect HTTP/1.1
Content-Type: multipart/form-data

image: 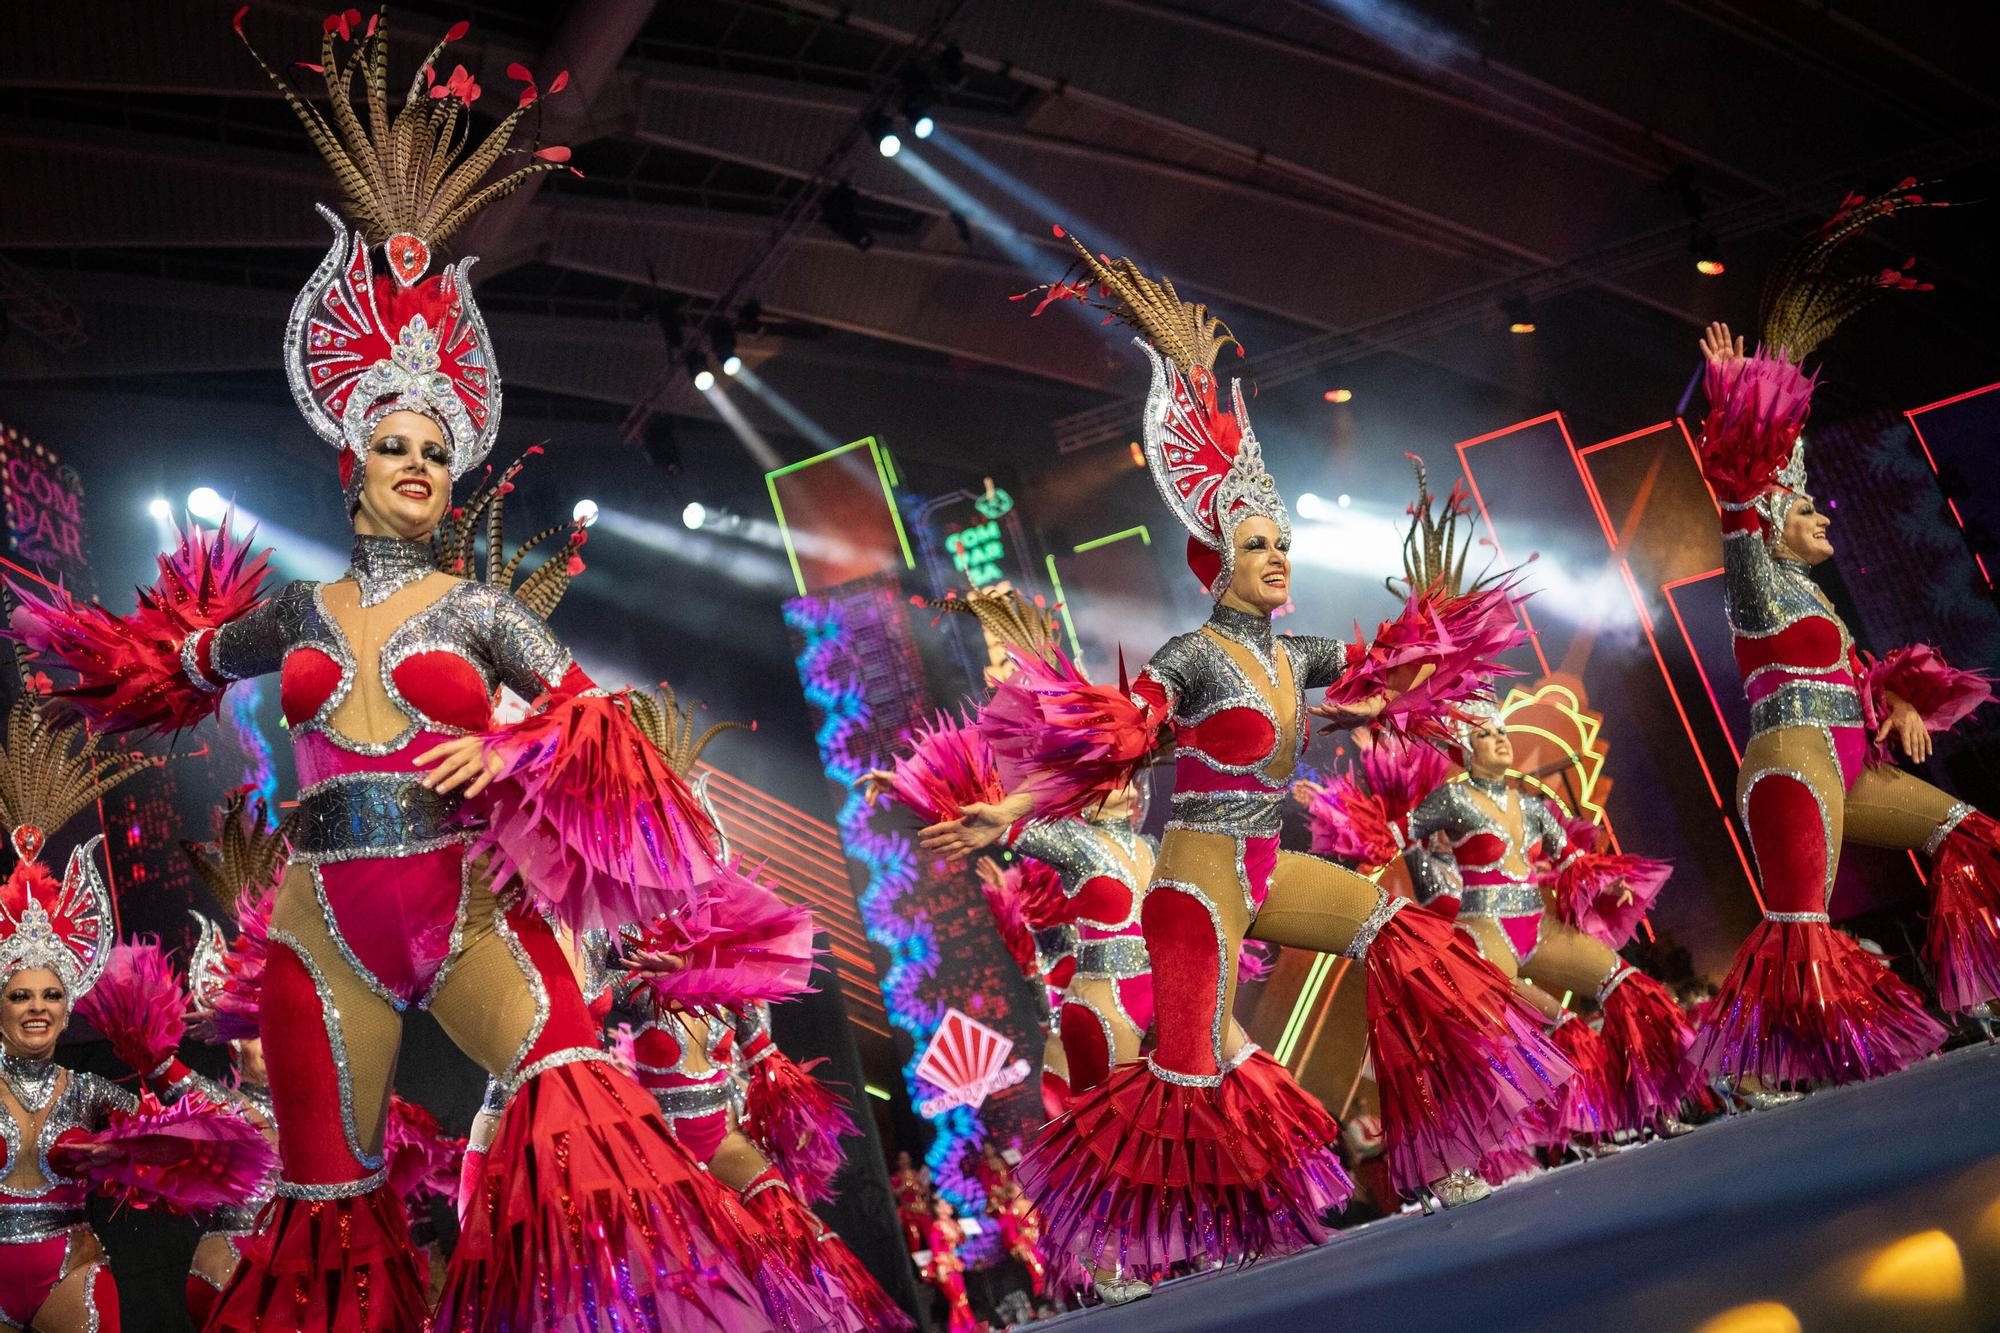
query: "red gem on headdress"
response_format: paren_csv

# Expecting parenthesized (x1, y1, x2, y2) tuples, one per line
(386, 233, 432, 288)
(11, 826, 45, 862)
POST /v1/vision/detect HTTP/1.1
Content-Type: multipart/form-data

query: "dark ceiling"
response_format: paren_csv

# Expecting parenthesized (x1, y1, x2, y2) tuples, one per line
(3, 0, 1998, 482)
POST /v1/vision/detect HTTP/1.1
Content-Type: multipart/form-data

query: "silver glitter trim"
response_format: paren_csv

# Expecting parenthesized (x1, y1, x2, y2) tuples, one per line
(1739, 733, 1840, 907)
(416, 858, 478, 1012)
(179, 631, 223, 693)
(309, 864, 404, 1012)
(1762, 910, 1831, 924)
(1145, 1057, 1221, 1088)
(504, 1047, 615, 1097)
(275, 1167, 388, 1200)
(1072, 935, 1150, 979)
(268, 927, 382, 1171)
(1032, 924, 1079, 972)
(741, 1176, 789, 1205)
(1595, 964, 1637, 1006)
(345, 535, 437, 608)
(491, 907, 551, 1084)
(1339, 891, 1407, 960)
(1923, 803, 1974, 858)
(1169, 789, 1284, 840)
(1459, 885, 1547, 919)
(650, 1078, 733, 1120)
(1147, 876, 1229, 1075)
(0, 1202, 85, 1244)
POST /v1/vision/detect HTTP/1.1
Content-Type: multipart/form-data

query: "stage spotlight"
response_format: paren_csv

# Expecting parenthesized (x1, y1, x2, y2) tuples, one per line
(1323, 388, 1353, 403)
(722, 354, 743, 377)
(1691, 227, 1726, 276)
(869, 112, 900, 158)
(1337, 494, 1352, 508)
(682, 501, 708, 531)
(1504, 296, 1536, 334)
(693, 369, 716, 392)
(912, 114, 935, 140)
(821, 182, 874, 251)
(572, 499, 599, 528)
(147, 497, 172, 521)
(187, 486, 226, 521)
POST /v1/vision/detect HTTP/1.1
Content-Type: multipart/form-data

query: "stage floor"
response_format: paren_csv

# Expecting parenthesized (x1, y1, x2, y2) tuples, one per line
(1039, 1041, 2000, 1332)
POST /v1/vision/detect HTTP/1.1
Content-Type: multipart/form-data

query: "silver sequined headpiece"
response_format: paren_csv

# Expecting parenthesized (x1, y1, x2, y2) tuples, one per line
(1750, 435, 1812, 549)
(0, 835, 114, 998)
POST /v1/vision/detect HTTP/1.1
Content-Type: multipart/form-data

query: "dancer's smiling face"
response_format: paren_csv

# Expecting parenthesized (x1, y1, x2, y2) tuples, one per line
(355, 410, 452, 540)
(1220, 516, 1291, 614)
(1780, 497, 1834, 565)
(0, 968, 68, 1060)
(1466, 723, 1512, 778)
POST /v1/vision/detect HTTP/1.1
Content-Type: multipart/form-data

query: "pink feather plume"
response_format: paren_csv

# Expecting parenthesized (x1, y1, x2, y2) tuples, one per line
(882, 708, 1006, 825)
(75, 938, 186, 1078)
(1696, 350, 1815, 507)
(472, 686, 723, 934)
(52, 1091, 277, 1214)
(1323, 581, 1531, 746)
(8, 515, 270, 736)
(980, 646, 1159, 821)
(1859, 644, 1993, 765)
(624, 861, 818, 1010)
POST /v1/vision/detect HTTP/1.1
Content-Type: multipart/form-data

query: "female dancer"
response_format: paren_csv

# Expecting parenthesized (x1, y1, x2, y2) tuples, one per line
(12, 14, 811, 1328)
(890, 1151, 934, 1255)
(970, 237, 1571, 1296)
(0, 702, 273, 1333)
(973, 1142, 1046, 1297)
(919, 1199, 979, 1333)
(1693, 188, 1996, 1088)
(587, 686, 910, 1332)
(1393, 704, 1691, 1137)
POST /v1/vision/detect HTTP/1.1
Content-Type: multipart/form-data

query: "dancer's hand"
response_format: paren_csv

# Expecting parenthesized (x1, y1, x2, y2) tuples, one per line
(1310, 692, 1387, 727)
(414, 734, 504, 796)
(921, 793, 1031, 861)
(1611, 880, 1635, 908)
(1876, 691, 1933, 763)
(1700, 321, 1744, 367)
(1291, 778, 1328, 806)
(973, 858, 1006, 891)
(626, 949, 688, 976)
(853, 768, 896, 806)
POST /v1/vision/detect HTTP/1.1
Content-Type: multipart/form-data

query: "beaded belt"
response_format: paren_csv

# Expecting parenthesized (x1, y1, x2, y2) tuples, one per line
(1072, 935, 1149, 979)
(0, 1202, 84, 1245)
(290, 772, 467, 864)
(1458, 883, 1545, 919)
(1749, 678, 1863, 738)
(649, 1078, 733, 1120)
(1169, 788, 1283, 839)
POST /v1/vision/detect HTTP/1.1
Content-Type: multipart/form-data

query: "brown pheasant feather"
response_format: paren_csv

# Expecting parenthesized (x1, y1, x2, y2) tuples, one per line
(431, 450, 586, 621)
(0, 695, 157, 845)
(1393, 454, 1504, 601)
(181, 791, 294, 920)
(1056, 230, 1239, 376)
(627, 683, 750, 778)
(1759, 179, 1943, 362)
(928, 588, 1061, 666)
(234, 6, 575, 250)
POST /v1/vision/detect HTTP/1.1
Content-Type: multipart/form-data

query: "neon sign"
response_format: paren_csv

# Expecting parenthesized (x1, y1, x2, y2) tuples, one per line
(915, 1009, 1031, 1116)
